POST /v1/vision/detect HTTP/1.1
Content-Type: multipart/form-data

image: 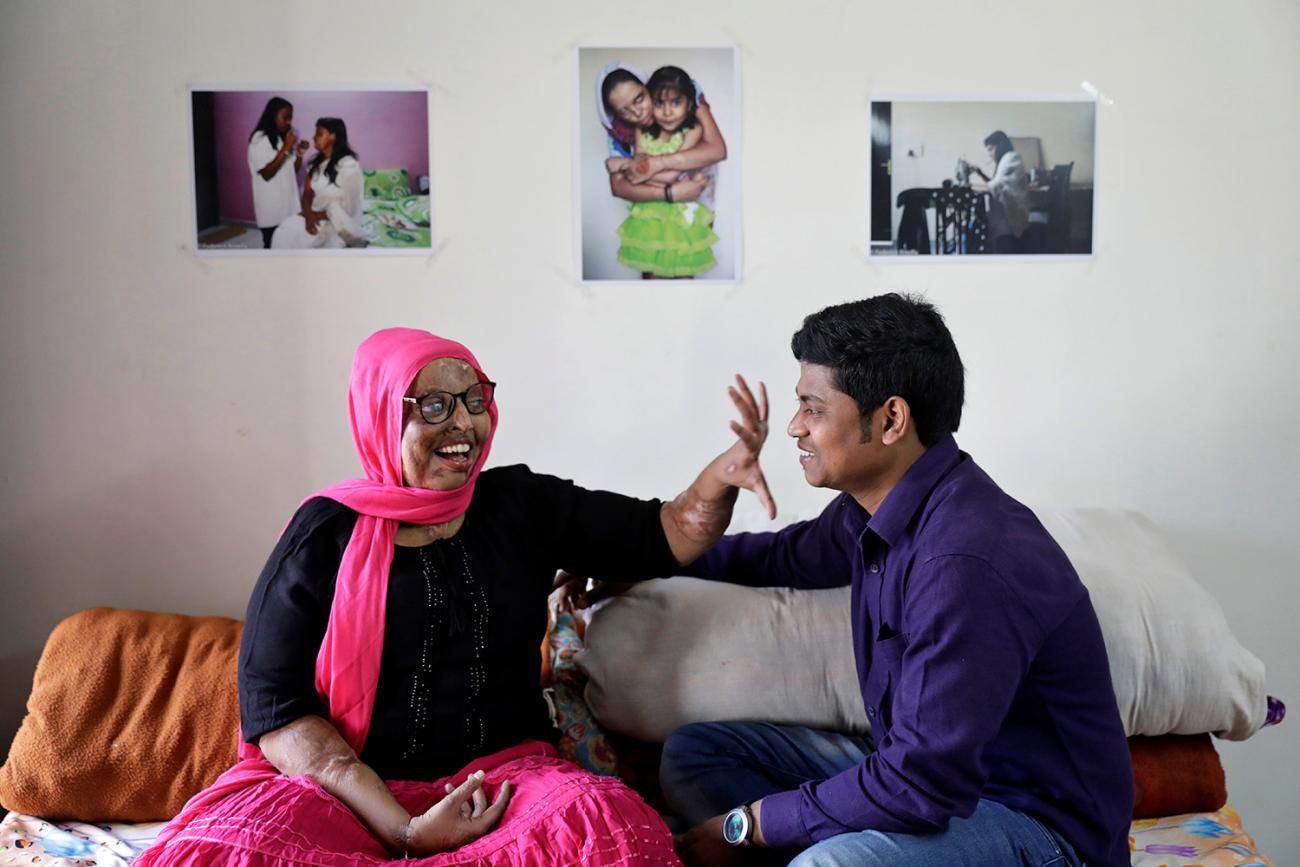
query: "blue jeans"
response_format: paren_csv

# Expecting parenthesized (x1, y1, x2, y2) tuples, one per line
(660, 721, 1084, 867)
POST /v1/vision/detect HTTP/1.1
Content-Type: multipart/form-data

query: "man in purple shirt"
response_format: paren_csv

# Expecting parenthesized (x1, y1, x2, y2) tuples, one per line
(666, 294, 1133, 867)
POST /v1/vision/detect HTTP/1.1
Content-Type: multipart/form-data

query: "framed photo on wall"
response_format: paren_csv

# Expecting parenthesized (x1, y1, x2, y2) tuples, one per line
(575, 46, 741, 283)
(869, 97, 1096, 258)
(189, 86, 432, 255)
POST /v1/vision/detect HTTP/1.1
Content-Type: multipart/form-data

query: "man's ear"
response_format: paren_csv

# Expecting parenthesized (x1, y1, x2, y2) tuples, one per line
(880, 396, 912, 445)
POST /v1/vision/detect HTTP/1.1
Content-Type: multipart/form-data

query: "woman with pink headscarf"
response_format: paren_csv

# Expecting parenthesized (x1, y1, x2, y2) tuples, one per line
(137, 327, 774, 866)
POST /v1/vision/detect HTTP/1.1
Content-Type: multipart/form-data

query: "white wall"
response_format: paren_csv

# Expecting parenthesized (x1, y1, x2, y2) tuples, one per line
(1, 0, 1297, 859)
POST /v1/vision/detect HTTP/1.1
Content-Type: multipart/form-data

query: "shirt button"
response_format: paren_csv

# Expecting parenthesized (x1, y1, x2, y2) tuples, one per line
(867, 707, 877, 718)
(869, 563, 880, 573)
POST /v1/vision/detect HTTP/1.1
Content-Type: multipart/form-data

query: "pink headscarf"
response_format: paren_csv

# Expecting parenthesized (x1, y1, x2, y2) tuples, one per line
(152, 328, 497, 845)
(309, 327, 498, 751)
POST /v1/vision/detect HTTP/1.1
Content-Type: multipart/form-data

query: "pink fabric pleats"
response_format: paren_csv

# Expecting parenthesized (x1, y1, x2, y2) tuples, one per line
(139, 742, 680, 866)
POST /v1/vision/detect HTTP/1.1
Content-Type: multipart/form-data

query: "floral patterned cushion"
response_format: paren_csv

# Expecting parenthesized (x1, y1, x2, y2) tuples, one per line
(546, 610, 618, 775)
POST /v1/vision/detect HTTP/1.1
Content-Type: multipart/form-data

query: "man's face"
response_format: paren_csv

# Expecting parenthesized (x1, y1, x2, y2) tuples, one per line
(787, 362, 882, 493)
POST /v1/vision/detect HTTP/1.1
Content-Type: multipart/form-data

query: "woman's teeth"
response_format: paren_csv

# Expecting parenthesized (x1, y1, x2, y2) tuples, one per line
(436, 443, 471, 456)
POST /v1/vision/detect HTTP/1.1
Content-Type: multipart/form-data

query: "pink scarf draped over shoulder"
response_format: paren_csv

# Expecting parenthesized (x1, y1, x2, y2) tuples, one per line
(154, 327, 498, 839)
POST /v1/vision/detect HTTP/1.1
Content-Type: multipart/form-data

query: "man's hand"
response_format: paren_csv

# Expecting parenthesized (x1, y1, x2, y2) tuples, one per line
(675, 815, 746, 867)
(549, 571, 630, 613)
(402, 770, 513, 855)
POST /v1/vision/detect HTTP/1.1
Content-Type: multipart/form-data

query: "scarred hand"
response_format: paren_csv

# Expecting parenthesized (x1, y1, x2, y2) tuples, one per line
(710, 374, 775, 519)
(625, 153, 658, 184)
(401, 770, 513, 856)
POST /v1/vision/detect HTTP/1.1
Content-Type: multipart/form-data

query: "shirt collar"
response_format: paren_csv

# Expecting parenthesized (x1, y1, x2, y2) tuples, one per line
(866, 435, 960, 547)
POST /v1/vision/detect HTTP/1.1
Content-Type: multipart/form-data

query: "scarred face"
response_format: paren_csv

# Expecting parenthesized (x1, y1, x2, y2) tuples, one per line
(401, 357, 492, 491)
(607, 79, 654, 129)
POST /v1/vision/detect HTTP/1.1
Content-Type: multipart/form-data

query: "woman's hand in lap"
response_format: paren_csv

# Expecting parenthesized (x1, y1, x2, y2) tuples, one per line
(403, 771, 513, 855)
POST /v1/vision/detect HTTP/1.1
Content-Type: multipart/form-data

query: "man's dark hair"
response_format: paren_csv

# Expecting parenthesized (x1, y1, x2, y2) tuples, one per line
(790, 293, 964, 446)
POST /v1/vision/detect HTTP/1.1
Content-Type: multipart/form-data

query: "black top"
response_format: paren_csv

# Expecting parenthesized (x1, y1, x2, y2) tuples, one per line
(238, 464, 676, 781)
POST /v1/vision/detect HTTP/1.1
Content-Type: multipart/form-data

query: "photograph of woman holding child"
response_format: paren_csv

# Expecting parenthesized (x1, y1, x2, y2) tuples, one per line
(578, 47, 739, 282)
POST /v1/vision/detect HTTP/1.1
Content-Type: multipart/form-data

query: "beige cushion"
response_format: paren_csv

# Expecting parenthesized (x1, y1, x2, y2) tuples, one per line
(579, 508, 1267, 743)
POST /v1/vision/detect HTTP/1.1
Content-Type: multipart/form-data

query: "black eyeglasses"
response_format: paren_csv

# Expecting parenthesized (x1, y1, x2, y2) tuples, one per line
(402, 381, 497, 425)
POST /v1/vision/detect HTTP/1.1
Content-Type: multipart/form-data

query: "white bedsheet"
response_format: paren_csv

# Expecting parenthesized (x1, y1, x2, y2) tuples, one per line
(0, 811, 165, 865)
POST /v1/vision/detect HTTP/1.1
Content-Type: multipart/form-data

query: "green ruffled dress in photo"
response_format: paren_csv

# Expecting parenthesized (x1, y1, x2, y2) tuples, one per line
(616, 131, 718, 278)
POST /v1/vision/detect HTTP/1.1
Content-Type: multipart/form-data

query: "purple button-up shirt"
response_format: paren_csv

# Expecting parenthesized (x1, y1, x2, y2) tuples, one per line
(686, 436, 1133, 866)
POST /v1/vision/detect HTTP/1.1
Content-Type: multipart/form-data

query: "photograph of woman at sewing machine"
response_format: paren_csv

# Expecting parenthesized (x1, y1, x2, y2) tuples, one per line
(869, 98, 1096, 257)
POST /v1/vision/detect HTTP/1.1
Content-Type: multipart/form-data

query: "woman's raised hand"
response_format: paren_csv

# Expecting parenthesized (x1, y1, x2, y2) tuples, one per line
(715, 374, 776, 519)
(402, 770, 513, 855)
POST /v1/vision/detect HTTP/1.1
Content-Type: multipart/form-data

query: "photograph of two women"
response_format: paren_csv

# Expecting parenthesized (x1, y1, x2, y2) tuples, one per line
(191, 88, 432, 253)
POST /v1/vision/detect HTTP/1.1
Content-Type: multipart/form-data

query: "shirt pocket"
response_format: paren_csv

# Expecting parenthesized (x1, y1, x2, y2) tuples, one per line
(864, 632, 906, 730)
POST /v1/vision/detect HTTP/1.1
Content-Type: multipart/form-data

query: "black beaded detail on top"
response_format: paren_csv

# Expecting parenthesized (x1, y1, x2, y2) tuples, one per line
(405, 539, 490, 761)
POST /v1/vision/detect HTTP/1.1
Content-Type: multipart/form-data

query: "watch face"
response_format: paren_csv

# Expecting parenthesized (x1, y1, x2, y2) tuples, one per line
(722, 808, 747, 844)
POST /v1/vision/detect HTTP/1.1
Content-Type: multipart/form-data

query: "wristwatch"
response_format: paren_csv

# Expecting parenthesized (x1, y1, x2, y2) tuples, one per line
(722, 803, 755, 847)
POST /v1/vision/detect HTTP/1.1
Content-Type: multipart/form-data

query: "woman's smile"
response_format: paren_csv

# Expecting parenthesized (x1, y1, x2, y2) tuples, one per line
(433, 438, 476, 473)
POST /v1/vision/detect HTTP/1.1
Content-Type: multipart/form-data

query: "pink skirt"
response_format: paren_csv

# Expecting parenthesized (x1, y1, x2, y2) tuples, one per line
(136, 741, 681, 866)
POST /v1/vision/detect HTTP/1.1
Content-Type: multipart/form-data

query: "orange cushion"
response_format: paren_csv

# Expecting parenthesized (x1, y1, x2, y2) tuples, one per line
(1129, 733, 1227, 818)
(0, 608, 242, 821)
